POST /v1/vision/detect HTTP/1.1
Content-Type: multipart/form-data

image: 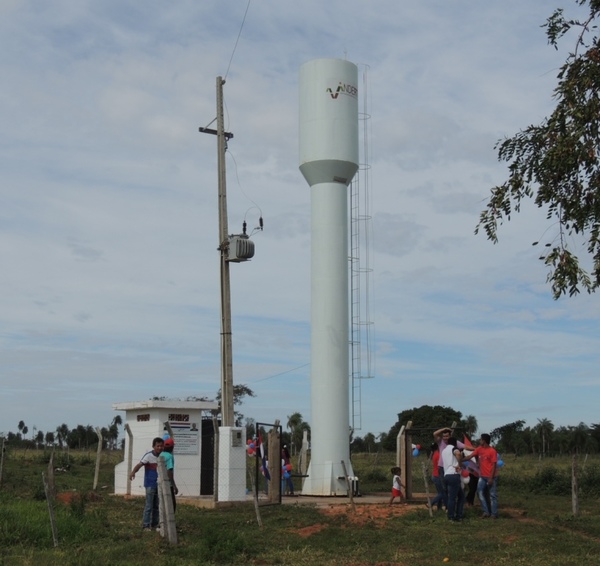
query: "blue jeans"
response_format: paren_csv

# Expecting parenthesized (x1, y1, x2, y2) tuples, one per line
(445, 474, 465, 521)
(281, 476, 295, 495)
(143, 486, 159, 528)
(431, 476, 445, 509)
(477, 477, 498, 517)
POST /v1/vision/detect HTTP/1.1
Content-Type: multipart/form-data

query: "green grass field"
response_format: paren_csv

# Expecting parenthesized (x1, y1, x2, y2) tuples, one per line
(1, 448, 599, 565)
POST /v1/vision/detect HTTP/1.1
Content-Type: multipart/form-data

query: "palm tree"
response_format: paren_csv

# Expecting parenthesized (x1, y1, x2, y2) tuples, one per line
(56, 423, 70, 449)
(100, 427, 109, 449)
(286, 412, 304, 455)
(570, 422, 591, 454)
(107, 415, 123, 449)
(45, 431, 55, 447)
(462, 415, 478, 438)
(537, 418, 554, 456)
(364, 432, 377, 453)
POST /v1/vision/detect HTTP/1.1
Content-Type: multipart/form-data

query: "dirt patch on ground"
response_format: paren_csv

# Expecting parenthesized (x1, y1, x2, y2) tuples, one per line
(56, 491, 81, 505)
(294, 523, 329, 537)
(322, 503, 418, 526)
(55, 491, 102, 505)
(290, 503, 417, 535)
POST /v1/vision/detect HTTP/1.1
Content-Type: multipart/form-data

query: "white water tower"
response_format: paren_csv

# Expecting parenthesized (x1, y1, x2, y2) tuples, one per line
(299, 58, 359, 495)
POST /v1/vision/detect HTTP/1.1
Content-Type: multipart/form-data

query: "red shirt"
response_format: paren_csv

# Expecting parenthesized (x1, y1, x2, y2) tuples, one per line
(432, 450, 440, 477)
(470, 446, 497, 477)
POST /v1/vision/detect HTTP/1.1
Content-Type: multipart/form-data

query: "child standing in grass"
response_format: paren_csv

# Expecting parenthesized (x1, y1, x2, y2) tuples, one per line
(389, 466, 405, 505)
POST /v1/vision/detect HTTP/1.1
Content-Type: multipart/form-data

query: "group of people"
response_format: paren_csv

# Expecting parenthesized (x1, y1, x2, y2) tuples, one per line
(430, 428, 499, 522)
(130, 436, 178, 531)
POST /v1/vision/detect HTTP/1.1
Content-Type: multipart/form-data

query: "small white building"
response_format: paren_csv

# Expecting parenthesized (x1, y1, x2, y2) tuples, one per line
(113, 400, 219, 497)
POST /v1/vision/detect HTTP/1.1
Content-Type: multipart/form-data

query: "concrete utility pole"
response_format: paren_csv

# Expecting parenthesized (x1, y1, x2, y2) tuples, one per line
(200, 76, 235, 427)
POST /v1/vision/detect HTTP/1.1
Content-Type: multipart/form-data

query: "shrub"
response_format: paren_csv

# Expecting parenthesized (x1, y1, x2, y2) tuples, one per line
(531, 466, 570, 496)
(196, 520, 257, 564)
(363, 469, 387, 483)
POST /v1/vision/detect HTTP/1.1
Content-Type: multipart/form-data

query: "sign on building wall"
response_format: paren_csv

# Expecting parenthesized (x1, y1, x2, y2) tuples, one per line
(168, 414, 200, 455)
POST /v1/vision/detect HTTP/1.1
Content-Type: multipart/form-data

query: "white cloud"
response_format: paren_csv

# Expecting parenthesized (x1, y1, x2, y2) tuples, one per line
(0, 0, 597, 442)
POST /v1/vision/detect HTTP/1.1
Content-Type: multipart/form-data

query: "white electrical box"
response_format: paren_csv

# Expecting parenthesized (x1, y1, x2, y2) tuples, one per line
(227, 236, 254, 262)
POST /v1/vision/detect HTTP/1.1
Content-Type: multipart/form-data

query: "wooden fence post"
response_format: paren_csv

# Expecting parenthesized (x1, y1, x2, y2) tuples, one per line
(163, 421, 174, 438)
(341, 460, 356, 513)
(300, 429, 308, 476)
(396, 425, 405, 469)
(212, 414, 220, 503)
(572, 453, 580, 517)
(47, 451, 56, 499)
(0, 437, 6, 487)
(268, 422, 281, 504)
(421, 462, 433, 517)
(93, 427, 103, 491)
(399, 422, 411, 499)
(158, 457, 177, 544)
(247, 467, 263, 527)
(42, 471, 59, 547)
(125, 424, 133, 495)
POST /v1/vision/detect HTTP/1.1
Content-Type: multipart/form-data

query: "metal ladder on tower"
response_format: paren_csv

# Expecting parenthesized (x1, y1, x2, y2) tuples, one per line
(349, 65, 374, 434)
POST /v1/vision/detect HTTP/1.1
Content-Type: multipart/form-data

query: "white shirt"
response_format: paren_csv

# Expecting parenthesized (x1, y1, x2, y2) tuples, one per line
(442, 444, 460, 476)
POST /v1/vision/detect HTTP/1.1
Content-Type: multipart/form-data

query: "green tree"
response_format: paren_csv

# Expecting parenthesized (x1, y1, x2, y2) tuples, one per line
(350, 435, 366, 452)
(363, 432, 378, 453)
(535, 418, 555, 456)
(56, 423, 69, 449)
(477, 0, 600, 298)
(382, 405, 463, 452)
(490, 420, 526, 454)
(590, 422, 600, 447)
(569, 422, 594, 453)
(216, 384, 256, 427)
(245, 417, 256, 441)
(45, 431, 55, 447)
(107, 415, 122, 450)
(17, 420, 25, 441)
(286, 412, 304, 455)
(460, 415, 479, 438)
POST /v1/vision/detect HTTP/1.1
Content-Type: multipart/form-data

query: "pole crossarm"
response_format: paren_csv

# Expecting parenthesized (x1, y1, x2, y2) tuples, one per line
(199, 126, 234, 141)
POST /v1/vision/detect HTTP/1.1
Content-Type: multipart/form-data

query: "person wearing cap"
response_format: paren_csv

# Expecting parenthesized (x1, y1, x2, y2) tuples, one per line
(161, 437, 178, 512)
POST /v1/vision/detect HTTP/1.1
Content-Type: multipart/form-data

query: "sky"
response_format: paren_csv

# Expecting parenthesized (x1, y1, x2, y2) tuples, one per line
(1, 0, 599, 441)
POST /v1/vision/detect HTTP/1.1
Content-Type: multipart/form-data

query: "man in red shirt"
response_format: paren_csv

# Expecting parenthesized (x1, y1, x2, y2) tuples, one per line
(464, 433, 498, 518)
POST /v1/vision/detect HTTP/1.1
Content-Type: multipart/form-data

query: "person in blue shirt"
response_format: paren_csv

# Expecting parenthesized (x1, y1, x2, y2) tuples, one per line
(130, 437, 164, 530)
(161, 437, 178, 512)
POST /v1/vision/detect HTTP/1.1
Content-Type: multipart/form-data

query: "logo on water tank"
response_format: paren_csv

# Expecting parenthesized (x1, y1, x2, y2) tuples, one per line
(326, 82, 358, 100)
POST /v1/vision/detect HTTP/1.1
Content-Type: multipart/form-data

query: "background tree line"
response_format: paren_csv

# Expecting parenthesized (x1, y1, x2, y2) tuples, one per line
(351, 405, 600, 457)
(1, 416, 122, 450)
(4, 403, 600, 457)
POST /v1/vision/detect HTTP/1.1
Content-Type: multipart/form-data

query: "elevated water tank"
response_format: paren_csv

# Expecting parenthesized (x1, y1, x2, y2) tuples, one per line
(299, 58, 359, 187)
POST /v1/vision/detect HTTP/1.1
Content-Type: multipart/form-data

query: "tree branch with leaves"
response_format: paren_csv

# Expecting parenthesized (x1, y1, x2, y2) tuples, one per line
(477, 0, 600, 298)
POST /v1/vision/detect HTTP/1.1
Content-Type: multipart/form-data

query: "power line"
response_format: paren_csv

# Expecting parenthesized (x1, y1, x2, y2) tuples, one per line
(224, 0, 252, 81)
(252, 363, 310, 384)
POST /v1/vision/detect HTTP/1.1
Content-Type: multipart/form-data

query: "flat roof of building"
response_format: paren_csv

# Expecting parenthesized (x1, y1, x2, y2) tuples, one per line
(113, 400, 220, 411)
